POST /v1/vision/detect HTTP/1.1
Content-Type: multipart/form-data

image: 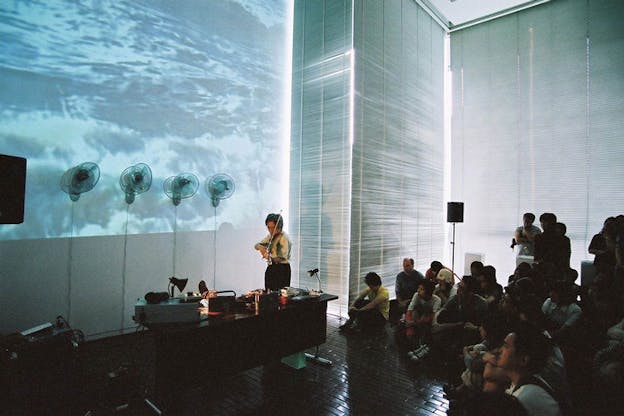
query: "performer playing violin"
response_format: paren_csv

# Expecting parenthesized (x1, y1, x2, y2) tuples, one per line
(254, 213, 291, 291)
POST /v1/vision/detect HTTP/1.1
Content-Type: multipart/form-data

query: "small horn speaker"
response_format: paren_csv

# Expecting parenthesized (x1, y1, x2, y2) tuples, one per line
(447, 202, 464, 223)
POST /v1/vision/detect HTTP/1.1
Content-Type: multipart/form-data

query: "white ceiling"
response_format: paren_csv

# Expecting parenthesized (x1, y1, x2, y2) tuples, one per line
(424, 0, 549, 29)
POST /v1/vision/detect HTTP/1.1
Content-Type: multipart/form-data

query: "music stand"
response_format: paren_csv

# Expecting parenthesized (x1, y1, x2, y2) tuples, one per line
(304, 269, 332, 366)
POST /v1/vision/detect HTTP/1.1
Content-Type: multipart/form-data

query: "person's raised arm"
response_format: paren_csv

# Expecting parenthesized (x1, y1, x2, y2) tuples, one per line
(254, 235, 270, 259)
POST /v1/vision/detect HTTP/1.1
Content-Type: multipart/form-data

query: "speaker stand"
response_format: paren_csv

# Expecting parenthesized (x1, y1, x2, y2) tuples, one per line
(144, 398, 163, 415)
(450, 222, 456, 276)
(305, 346, 333, 366)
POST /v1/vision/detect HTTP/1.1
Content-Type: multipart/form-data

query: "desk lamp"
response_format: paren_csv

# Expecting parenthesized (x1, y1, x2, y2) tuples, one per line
(169, 277, 188, 297)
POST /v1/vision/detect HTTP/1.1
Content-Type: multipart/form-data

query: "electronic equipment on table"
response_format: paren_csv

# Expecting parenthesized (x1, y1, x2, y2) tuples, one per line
(134, 296, 205, 325)
(134, 284, 324, 325)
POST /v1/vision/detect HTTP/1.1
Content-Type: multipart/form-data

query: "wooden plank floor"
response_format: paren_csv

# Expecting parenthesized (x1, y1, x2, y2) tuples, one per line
(3, 312, 609, 415)
(187, 313, 452, 416)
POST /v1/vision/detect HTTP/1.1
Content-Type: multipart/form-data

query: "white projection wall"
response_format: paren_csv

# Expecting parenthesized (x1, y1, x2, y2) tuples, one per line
(450, 0, 624, 280)
(0, 0, 290, 240)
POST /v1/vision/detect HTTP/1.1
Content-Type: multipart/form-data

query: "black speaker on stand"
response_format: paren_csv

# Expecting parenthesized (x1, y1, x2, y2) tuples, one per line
(447, 202, 464, 276)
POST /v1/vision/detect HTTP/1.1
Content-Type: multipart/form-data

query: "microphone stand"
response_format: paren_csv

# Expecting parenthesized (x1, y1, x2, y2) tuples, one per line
(304, 269, 332, 366)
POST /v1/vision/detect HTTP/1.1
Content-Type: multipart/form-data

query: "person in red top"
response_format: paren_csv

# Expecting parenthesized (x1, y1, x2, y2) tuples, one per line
(425, 261, 455, 285)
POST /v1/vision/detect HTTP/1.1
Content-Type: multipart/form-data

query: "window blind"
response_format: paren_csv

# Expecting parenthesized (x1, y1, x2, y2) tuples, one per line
(450, 0, 624, 280)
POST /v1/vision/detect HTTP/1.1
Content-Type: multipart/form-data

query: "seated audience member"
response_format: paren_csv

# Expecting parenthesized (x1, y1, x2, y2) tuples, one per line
(470, 260, 485, 280)
(508, 262, 533, 286)
(500, 291, 531, 328)
(435, 275, 488, 351)
(592, 341, 624, 415)
(405, 280, 441, 361)
(426, 260, 454, 285)
(480, 265, 503, 310)
(541, 280, 582, 344)
(446, 312, 507, 396)
(395, 257, 425, 314)
(505, 277, 538, 306)
(340, 272, 390, 334)
(499, 289, 569, 403)
(562, 267, 579, 287)
(434, 268, 456, 306)
(482, 351, 511, 394)
(513, 212, 542, 256)
(530, 261, 556, 301)
(497, 322, 563, 416)
(451, 391, 528, 416)
(606, 316, 624, 347)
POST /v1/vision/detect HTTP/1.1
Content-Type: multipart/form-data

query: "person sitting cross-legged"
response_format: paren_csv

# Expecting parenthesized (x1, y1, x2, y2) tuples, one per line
(434, 275, 489, 356)
(395, 257, 426, 316)
(339, 272, 390, 334)
(405, 280, 442, 361)
(444, 312, 508, 399)
(541, 279, 582, 346)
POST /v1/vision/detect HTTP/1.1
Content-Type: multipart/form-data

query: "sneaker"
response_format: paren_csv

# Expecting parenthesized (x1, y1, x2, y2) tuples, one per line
(339, 320, 353, 331)
(410, 345, 430, 362)
(199, 280, 208, 297)
(444, 384, 467, 400)
(407, 345, 426, 359)
(416, 345, 430, 358)
(443, 384, 456, 395)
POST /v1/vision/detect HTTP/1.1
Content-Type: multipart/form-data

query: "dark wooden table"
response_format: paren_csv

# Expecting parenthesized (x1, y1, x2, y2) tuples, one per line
(147, 293, 338, 410)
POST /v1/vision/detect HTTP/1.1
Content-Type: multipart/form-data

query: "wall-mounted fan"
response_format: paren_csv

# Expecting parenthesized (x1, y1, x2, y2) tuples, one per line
(206, 173, 235, 207)
(120, 163, 152, 204)
(205, 173, 235, 290)
(163, 173, 199, 206)
(60, 162, 100, 201)
(59, 162, 100, 324)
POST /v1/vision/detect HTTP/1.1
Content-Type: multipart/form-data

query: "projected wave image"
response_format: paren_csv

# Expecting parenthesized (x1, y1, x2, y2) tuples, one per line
(0, 0, 290, 239)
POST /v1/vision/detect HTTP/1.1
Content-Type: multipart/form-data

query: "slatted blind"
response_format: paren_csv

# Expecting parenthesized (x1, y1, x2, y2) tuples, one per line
(290, 0, 446, 310)
(450, 0, 624, 280)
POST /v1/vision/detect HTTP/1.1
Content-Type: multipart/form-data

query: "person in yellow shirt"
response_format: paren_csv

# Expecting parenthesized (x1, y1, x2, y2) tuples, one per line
(339, 272, 390, 334)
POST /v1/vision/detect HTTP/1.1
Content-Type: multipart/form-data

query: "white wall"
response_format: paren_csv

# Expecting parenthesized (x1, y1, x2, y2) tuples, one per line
(0, 226, 275, 338)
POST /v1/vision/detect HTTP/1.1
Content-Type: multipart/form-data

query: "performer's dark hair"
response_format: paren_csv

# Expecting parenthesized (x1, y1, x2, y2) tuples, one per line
(265, 213, 283, 229)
